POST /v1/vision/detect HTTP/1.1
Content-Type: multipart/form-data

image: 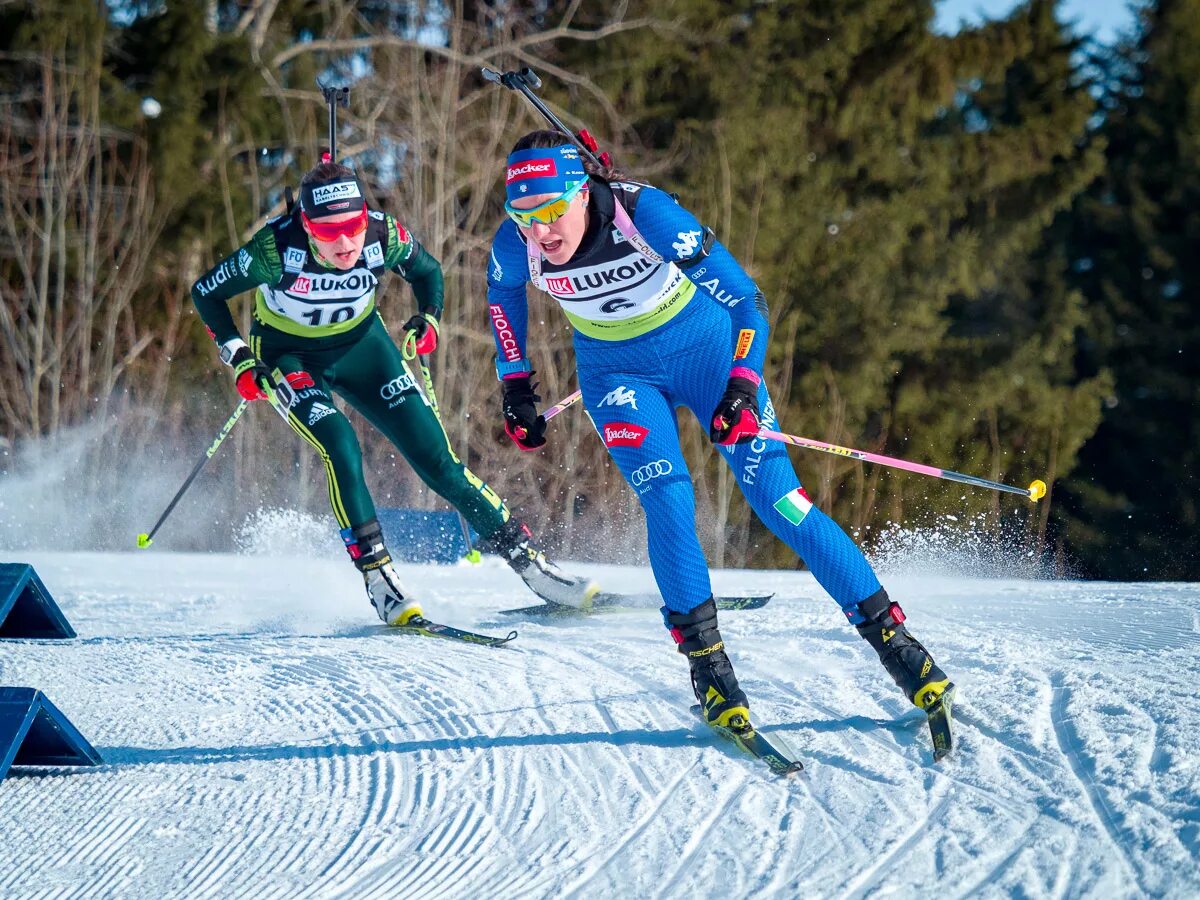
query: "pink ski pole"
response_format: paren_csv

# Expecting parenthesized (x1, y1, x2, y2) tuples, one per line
(543, 389, 582, 422)
(757, 428, 1046, 502)
(540, 390, 1045, 501)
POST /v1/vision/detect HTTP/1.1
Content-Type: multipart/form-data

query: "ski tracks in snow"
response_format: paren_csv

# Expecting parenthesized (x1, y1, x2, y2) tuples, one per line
(2, 557, 1199, 898)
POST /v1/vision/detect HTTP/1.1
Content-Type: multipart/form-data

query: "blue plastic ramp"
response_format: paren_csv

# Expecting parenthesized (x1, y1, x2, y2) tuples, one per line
(0, 687, 102, 780)
(0, 563, 76, 639)
(376, 508, 476, 565)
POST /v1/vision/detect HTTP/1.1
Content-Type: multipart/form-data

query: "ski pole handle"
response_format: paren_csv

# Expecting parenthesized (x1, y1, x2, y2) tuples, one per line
(757, 428, 1047, 502)
(136, 401, 249, 548)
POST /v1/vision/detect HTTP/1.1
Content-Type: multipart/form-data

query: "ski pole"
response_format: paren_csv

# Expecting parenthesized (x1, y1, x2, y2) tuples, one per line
(136, 401, 249, 548)
(481, 67, 611, 168)
(539, 390, 1046, 501)
(543, 389, 582, 422)
(757, 428, 1047, 502)
(414, 352, 482, 563)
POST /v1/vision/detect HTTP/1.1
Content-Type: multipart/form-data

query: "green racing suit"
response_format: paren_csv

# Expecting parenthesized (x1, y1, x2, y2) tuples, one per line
(190, 208, 511, 538)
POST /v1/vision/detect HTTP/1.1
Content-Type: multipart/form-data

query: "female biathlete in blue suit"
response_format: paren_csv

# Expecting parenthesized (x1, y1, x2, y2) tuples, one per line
(486, 132, 953, 734)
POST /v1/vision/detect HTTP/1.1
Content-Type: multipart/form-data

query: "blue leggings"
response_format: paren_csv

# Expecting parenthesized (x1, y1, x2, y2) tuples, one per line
(576, 299, 881, 622)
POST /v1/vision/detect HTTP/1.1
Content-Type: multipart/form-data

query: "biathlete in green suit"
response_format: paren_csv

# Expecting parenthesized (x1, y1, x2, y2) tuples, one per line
(190, 162, 597, 624)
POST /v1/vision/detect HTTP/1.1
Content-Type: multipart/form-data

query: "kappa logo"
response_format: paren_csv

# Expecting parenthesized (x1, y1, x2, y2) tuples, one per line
(546, 275, 576, 295)
(603, 422, 648, 448)
(673, 229, 702, 259)
(292, 276, 311, 294)
(310, 181, 362, 206)
(631, 458, 673, 488)
(284, 247, 306, 273)
(598, 386, 638, 410)
(364, 241, 384, 267)
(308, 402, 336, 425)
(506, 159, 556, 184)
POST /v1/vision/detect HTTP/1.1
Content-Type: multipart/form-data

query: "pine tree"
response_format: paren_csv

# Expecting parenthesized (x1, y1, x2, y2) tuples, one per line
(1056, 0, 1200, 579)
(553, 1, 1103, 566)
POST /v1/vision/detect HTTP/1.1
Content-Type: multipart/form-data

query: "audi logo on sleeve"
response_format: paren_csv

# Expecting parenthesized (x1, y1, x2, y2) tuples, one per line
(631, 459, 673, 489)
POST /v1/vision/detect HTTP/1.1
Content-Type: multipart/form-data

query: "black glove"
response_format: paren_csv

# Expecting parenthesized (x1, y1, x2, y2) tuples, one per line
(502, 374, 547, 451)
(709, 374, 761, 445)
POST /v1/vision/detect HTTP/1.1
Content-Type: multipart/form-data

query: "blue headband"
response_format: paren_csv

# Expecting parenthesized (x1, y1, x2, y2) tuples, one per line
(505, 144, 587, 202)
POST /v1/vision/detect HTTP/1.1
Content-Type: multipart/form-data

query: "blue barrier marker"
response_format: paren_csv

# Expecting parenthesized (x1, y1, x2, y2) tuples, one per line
(376, 508, 476, 565)
(0, 563, 76, 639)
(0, 688, 102, 779)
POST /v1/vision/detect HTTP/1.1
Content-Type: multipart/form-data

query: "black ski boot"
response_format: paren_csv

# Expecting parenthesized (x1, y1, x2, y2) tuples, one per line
(342, 519, 422, 626)
(855, 589, 952, 710)
(667, 598, 751, 730)
(477, 518, 599, 609)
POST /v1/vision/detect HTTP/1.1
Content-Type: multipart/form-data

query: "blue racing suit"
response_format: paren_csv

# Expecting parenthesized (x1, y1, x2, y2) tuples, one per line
(486, 179, 882, 622)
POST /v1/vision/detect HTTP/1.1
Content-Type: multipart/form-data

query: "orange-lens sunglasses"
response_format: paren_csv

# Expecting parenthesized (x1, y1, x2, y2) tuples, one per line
(302, 204, 369, 241)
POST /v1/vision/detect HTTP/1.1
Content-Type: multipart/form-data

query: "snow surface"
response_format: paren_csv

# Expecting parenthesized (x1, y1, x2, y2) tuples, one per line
(1, 550, 1198, 898)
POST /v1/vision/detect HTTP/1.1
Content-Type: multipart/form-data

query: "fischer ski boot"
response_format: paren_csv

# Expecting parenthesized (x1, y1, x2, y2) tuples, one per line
(667, 598, 751, 730)
(478, 518, 599, 609)
(342, 519, 423, 626)
(854, 589, 952, 710)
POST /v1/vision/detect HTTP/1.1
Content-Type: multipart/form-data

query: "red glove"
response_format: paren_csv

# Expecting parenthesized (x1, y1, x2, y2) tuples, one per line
(403, 312, 440, 356)
(223, 342, 274, 401)
(502, 374, 547, 451)
(710, 368, 761, 445)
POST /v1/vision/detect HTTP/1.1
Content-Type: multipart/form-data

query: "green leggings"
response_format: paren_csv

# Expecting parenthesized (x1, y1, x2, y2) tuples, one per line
(250, 315, 508, 537)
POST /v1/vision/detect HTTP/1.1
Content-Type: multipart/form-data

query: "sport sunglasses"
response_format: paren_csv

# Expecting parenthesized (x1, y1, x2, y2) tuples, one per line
(302, 204, 369, 241)
(504, 180, 587, 228)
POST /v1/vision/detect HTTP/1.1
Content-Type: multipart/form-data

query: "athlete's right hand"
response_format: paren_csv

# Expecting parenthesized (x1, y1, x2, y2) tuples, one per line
(502, 374, 547, 451)
(222, 341, 275, 402)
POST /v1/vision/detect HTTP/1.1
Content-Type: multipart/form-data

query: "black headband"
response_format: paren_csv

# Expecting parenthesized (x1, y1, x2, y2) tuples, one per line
(301, 177, 365, 217)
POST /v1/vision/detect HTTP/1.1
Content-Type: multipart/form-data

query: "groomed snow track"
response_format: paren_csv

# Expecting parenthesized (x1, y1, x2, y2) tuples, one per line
(1, 553, 1197, 898)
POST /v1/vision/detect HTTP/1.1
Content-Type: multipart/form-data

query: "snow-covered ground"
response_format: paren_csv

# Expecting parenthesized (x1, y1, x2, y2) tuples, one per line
(1, 550, 1197, 898)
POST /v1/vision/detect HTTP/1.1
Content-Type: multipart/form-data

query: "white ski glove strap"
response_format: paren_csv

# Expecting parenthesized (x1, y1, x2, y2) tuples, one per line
(218, 337, 250, 367)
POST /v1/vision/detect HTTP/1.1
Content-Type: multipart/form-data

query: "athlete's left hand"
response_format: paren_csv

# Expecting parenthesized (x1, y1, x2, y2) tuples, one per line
(710, 371, 761, 445)
(402, 312, 440, 358)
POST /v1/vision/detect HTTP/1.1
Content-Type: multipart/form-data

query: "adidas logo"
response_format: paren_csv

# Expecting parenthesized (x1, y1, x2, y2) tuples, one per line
(308, 402, 335, 425)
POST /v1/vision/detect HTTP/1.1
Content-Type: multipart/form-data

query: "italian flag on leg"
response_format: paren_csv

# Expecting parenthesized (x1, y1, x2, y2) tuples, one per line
(773, 487, 813, 525)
